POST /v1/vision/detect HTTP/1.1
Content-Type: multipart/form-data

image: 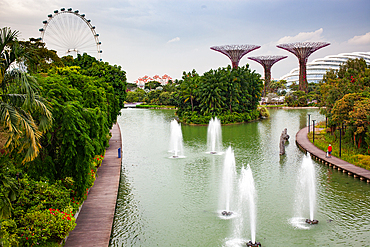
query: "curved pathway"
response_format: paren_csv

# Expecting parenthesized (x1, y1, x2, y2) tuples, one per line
(296, 126, 370, 183)
(65, 123, 122, 247)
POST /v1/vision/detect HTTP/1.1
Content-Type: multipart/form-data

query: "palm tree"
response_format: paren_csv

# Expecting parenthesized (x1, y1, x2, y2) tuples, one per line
(0, 27, 52, 163)
(181, 70, 199, 112)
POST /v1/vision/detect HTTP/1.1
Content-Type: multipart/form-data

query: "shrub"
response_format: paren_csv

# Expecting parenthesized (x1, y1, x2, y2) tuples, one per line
(258, 107, 270, 118)
(0, 219, 19, 246)
(17, 209, 76, 246)
(12, 178, 79, 220)
(354, 154, 370, 170)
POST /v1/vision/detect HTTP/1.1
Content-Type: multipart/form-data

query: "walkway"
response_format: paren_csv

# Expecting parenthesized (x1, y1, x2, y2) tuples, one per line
(65, 123, 122, 247)
(296, 126, 370, 183)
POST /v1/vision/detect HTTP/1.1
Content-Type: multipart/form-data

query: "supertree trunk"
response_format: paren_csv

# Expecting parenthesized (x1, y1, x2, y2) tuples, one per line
(248, 55, 287, 96)
(276, 42, 330, 93)
(299, 57, 307, 92)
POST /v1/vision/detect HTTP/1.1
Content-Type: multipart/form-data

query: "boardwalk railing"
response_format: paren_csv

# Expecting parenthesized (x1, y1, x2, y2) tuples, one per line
(296, 126, 370, 183)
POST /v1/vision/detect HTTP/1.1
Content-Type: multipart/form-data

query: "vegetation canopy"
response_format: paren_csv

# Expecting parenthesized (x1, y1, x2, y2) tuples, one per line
(175, 65, 264, 124)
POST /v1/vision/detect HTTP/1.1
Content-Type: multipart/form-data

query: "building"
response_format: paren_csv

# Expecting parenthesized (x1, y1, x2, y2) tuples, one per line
(280, 51, 370, 84)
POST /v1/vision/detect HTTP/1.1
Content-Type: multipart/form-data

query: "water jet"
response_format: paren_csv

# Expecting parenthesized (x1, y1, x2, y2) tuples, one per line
(292, 153, 318, 228)
(169, 119, 184, 158)
(219, 146, 236, 217)
(207, 117, 222, 154)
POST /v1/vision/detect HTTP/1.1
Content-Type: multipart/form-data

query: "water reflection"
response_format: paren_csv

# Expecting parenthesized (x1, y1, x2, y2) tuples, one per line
(110, 169, 145, 246)
(110, 108, 370, 246)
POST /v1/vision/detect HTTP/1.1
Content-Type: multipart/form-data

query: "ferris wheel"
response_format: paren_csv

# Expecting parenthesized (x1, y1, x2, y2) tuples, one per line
(39, 8, 102, 60)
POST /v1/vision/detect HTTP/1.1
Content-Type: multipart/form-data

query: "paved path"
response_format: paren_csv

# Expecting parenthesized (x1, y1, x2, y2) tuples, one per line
(65, 123, 122, 247)
(296, 126, 370, 183)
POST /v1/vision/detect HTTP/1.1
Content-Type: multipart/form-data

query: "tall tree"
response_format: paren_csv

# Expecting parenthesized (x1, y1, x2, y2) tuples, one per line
(0, 27, 52, 163)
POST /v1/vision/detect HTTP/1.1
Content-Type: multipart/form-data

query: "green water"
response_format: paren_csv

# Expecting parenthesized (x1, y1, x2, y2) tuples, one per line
(110, 108, 370, 246)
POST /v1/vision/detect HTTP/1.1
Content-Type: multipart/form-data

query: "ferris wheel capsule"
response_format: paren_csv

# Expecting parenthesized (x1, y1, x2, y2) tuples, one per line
(39, 9, 102, 60)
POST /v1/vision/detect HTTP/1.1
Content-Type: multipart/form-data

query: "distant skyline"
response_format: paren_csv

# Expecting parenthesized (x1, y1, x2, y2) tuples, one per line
(1, 0, 370, 82)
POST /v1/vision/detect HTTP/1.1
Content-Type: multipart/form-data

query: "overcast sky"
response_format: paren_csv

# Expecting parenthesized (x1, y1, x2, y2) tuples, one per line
(1, 0, 370, 82)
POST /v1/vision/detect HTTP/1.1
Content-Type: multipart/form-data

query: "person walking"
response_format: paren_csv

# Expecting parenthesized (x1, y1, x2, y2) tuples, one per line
(327, 144, 332, 158)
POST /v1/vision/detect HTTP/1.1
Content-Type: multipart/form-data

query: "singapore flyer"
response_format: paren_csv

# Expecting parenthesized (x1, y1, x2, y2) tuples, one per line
(39, 8, 102, 60)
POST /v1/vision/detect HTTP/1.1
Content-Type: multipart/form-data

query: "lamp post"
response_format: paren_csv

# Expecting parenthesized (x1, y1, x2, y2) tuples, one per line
(312, 120, 316, 144)
(308, 114, 311, 133)
(338, 124, 343, 158)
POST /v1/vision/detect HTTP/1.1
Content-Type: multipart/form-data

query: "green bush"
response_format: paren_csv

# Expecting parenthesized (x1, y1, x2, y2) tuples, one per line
(0, 219, 19, 246)
(258, 107, 270, 118)
(12, 178, 79, 220)
(18, 209, 76, 246)
(179, 110, 260, 125)
(354, 154, 370, 170)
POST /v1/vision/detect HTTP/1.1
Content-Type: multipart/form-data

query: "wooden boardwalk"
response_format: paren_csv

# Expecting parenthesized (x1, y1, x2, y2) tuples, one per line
(296, 126, 370, 183)
(65, 123, 122, 247)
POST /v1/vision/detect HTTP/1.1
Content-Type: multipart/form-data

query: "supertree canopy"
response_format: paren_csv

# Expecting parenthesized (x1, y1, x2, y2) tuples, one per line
(210, 44, 261, 69)
(276, 41, 330, 93)
(248, 55, 287, 96)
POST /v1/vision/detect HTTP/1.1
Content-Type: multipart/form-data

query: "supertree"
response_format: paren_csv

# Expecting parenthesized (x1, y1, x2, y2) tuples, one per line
(210, 44, 261, 69)
(276, 41, 330, 93)
(248, 55, 287, 96)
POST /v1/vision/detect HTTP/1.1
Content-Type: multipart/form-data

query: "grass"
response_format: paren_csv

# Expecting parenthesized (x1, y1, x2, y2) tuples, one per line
(308, 128, 370, 170)
(259, 104, 286, 108)
(135, 104, 176, 109)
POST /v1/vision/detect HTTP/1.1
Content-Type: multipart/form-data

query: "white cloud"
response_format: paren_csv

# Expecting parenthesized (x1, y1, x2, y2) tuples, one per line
(277, 28, 324, 44)
(167, 37, 180, 43)
(348, 32, 370, 45)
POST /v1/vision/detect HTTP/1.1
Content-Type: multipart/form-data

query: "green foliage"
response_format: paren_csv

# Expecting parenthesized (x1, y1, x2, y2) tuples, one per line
(176, 65, 263, 124)
(0, 219, 19, 246)
(320, 58, 370, 152)
(0, 27, 53, 163)
(12, 178, 77, 216)
(0, 176, 78, 246)
(284, 90, 309, 107)
(26, 68, 108, 196)
(269, 79, 287, 95)
(19, 38, 64, 74)
(61, 53, 127, 126)
(354, 154, 370, 170)
(145, 81, 161, 90)
(320, 58, 369, 113)
(135, 104, 176, 109)
(258, 106, 270, 118)
(18, 208, 75, 246)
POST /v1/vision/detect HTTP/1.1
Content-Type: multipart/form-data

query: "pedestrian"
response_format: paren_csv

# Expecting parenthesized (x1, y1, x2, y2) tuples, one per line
(327, 144, 332, 158)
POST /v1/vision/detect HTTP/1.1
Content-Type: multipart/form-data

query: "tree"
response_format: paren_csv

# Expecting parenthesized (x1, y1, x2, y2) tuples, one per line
(320, 58, 369, 113)
(63, 53, 127, 127)
(198, 69, 225, 114)
(19, 38, 64, 74)
(270, 79, 287, 95)
(0, 27, 52, 163)
(27, 67, 112, 195)
(322, 58, 370, 151)
(181, 70, 199, 112)
(176, 65, 263, 123)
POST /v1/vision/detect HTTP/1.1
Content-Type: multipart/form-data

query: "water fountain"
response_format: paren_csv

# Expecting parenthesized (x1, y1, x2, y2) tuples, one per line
(240, 165, 259, 245)
(207, 117, 222, 154)
(219, 146, 236, 217)
(168, 119, 184, 158)
(226, 164, 260, 246)
(292, 153, 318, 227)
